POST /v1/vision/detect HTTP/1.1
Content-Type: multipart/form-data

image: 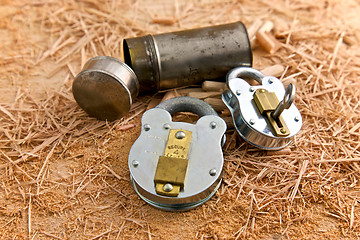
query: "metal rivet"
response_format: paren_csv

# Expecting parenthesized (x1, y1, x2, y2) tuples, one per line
(260, 89, 265, 93)
(280, 128, 287, 134)
(163, 123, 170, 129)
(268, 79, 274, 84)
(294, 116, 300, 122)
(132, 160, 139, 167)
(209, 169, 217, 176)
(250, 87, 255, 92)
(175, 131, 186, 139)
(210, 121, 217, 129)
(249, 119, 255, 125)
(144, 124, 151, 131)
(163, 183, 173, 192)
(236, 89, 241, 96)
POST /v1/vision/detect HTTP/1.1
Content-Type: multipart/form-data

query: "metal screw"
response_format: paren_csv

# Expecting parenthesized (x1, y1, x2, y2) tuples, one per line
(209, 169, 217, 176)
(163, 123, 170, 129)
(268, 78, 274, 84)
(236, 89, 241, 96)
(280, 128, 287, 134)
(144, 124, 151, 131)
(210, 121, 217, 129)
(175, 131, 186, 139)
(249, 119, 256, 125)
(163, 183, 173, 192)
(249, 87, 255, 92)
(132, 160, 139, 167)
(294, 116, 300, 122)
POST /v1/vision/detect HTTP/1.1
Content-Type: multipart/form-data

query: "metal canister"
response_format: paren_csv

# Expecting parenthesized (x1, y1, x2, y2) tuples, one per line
(123, 21, 252, 93)
(73, 21, 252, 121)
(73, 56, 139, 121)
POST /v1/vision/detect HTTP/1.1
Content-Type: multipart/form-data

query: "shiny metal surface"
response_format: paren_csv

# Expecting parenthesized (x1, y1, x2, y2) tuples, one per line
(222, 67, 302, 150)
(272, 83, 295, 119)
(72, 56, 139, 121)
(123, 21, 252, 92)
(128, 99, 226, 210)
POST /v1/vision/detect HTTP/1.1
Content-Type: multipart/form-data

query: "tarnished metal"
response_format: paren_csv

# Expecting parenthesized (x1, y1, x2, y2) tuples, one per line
(72, 56, 139, 121)
(73, 22, 252, 121)
(156, 96, 218, 117)
(123, 21, 252, 93)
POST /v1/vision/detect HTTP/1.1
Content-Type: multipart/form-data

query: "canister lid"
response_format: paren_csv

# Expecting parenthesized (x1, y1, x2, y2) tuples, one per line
(72, 56, 139, 121)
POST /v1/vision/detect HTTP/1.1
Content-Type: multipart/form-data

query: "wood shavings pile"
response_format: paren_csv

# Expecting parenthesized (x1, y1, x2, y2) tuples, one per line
(0, 0, 359, 239)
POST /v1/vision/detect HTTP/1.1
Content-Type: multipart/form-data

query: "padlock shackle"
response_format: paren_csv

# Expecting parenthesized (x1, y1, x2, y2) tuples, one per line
(227, 67, 264, 85)
(156, 96, 218, 117)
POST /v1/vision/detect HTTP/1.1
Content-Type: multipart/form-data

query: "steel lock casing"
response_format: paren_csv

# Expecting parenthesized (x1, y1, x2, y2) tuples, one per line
(128, 97, 226, 210)
(222, 67, 302, 150)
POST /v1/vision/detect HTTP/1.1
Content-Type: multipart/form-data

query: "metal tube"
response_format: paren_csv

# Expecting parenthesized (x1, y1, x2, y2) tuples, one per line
(73, 22, 252, 121)
(123, 21, 252, 93)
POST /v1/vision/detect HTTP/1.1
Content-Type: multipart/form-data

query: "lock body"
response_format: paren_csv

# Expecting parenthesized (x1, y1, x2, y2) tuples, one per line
(222, 67, 302, 150)
(128, 97, 226, 210)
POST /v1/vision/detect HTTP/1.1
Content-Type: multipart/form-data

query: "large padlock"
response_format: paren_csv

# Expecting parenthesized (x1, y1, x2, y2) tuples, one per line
(222, 67, 302, 150)
(128, 96, 227, 210)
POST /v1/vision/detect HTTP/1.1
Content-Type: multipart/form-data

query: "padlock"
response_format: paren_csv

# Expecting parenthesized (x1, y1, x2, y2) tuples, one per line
(128, 96, 227, 210)
(222, 67, 302, 150)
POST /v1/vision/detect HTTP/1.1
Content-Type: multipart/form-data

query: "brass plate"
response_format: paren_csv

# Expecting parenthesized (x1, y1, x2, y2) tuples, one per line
(253, 89, 290, 137)
(154, 129, 192, 197)
(253, 89, 278, 114)
(154, 156, 189, 187)
(164, 129, 192, 159)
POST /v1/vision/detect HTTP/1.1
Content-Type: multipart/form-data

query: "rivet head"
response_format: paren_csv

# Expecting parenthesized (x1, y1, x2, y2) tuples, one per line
(209, 169, 217, 176)
(132, 160, 139, 167)
(163, 183, 173, 192)
(249, 119, 256, 125)
(268, 79, 274, 84)
(236, 89, 241, 96)
(250, 87, 255, 92)
(260, 89, 266, 93)
(175, 131, 186, 139)
(144, 124, 151, 131)
(210, 121, 217, 129)
(294, 116, 300, 122)
(163, 123, 170, 129)
(280, 128, 287, 134)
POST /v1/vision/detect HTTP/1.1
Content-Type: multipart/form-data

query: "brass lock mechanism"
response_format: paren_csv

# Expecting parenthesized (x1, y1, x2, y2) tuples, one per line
(253, 86, 293, 137)
(222, 67, 302, 150)
(154, 129, 192, 197)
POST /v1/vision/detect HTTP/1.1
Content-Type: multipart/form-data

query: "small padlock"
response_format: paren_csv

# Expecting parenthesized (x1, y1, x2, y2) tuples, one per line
(222, 67, 302, 150)
(128, 96, 226, 210)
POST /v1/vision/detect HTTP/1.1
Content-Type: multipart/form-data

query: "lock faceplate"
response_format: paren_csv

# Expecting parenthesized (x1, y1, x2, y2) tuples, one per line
(222, 67, 302, 150)
(128, 107, 226, 210)
(253, 89, 290, 137)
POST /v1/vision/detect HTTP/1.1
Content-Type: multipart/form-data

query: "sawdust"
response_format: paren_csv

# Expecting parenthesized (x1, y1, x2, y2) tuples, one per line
(0, 0, 359, 239)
